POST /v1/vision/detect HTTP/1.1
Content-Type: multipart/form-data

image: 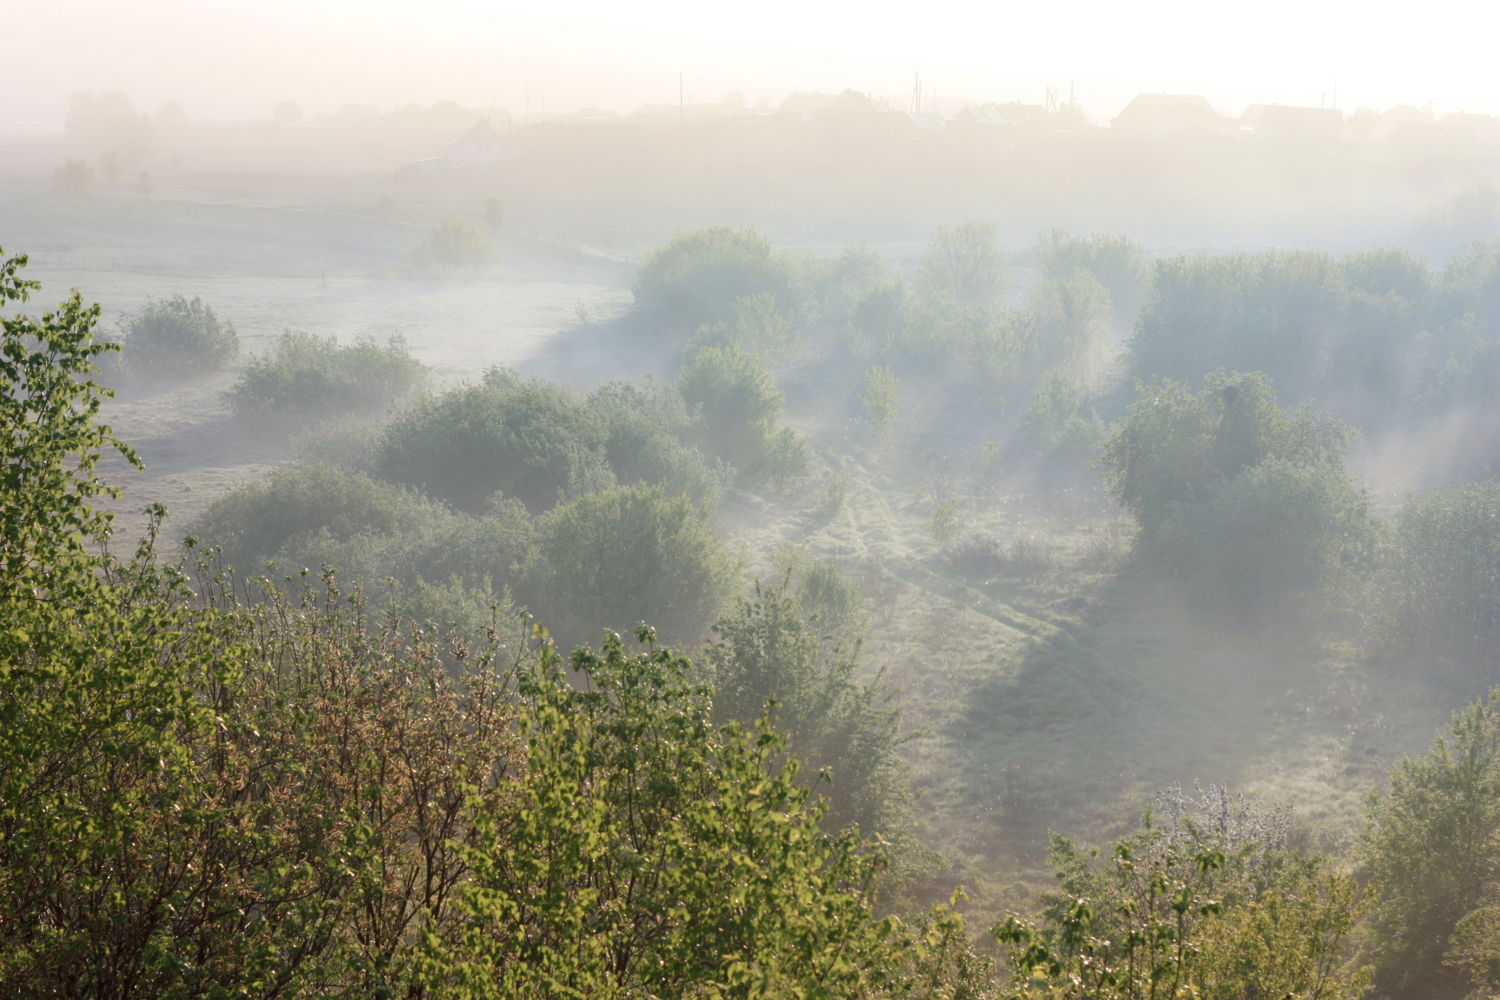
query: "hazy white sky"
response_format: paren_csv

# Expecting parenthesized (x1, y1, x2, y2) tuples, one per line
(5, 0, 1496, 131)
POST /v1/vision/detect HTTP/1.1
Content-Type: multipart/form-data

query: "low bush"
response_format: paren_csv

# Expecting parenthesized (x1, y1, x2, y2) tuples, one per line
(676, 343, 782, 468)
(1017, 368, 1107, 467)
(587, 378, 726, 506)
(761, 426, 812, 492)
(521, 485, 742, 648)
(375, 371, 612, 514)
(1377, 478, 1500, 661)
(189, 463, 451, 575)
(1098, 371, 1378, 614)
(632, 226, 803, 331)
(222, 330, 427, 422)
(415, 218, 493, 272)
(117, 295, 238, 375)
(948, 534, 1056, 582)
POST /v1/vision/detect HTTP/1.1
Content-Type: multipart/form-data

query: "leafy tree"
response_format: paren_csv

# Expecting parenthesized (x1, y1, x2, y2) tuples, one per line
(1018, 368, 1106, 466)
(731, 291, 796, 353)
(917, 222, 1008, 306)
(1099, 370, 1353, 540)
(223, 329, 428, 422)
(677, 343, 783, 468)
(421, 627, 955, 999)
(117, 294, 239, 375)
(0, 246, 527, 997)
(848, 278, 908, 355)
(587, 377, 725, 506)
(706, 578, 906, 836)
(1031, 268, 1112, 374)
(1098, 371, 1375, 614)
(97, 149, 122, 182)
(1356, 691, 1500, 994)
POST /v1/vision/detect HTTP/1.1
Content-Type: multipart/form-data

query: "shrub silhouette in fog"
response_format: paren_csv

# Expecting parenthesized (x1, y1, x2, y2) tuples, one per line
(632, 226, 801, 331)
(117, 295, 238, 375)
(223, 330, 427, 421)
(676, 343, 782, 468)
(1100, 370, 1376, 613)
(375, 371, 612, 515)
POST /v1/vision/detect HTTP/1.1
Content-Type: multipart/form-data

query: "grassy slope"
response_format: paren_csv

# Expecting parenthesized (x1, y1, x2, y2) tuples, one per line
(720, 359, 1461, 923)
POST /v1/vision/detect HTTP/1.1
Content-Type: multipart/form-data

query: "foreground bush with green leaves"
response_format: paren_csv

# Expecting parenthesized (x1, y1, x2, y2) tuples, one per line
(7, 244, 1480, 998)
(0, 246, 997, 997)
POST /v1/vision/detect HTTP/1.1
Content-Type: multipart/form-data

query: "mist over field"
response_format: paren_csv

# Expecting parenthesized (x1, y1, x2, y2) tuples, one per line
(3, 3, 1500, 996)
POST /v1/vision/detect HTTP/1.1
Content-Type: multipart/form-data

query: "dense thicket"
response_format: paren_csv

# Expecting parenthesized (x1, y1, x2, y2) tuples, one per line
(1126, 242, 1500, 430)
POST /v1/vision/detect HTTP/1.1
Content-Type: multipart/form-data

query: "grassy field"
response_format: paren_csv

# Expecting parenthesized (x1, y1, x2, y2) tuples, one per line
(5, 179, 1475, 928)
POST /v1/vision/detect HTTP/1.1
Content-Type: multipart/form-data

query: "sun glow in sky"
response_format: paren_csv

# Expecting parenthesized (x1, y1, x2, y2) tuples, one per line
(5, 0, 1497, 131)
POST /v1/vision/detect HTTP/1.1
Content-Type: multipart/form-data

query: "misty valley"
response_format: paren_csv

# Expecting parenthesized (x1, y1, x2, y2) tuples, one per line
(3, 95, 1500, 1000)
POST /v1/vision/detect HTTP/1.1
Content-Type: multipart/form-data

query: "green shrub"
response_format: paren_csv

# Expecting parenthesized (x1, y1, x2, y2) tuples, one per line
(521, 485, 741, 648)
(1030, 269, 1112, 373)
(1378, 478, 1500, 660)
(1356, 692, 1500, 994)
(189, 463, 449, 574)
(807, 241, 894, 334)
(483, 195, 506, 231)
(1099, 371, 1376, 613)
(586, 378, 725, 506)
(417, 218, 493, 272)
(676, 343, 782, 467)
(1124, 247, 1454, 425)
(1155, 456, 1378, 615)
(1098, 370, 1353, 539)
(1032, 228, 1148, 319)
(632, 226, 802, 331)
(222, 330, 427, 422)
(52, 158, 93, 195)
(375, 372, 612, 514)
(706, 578, 906, 835)
(118, 295, 238, 375)
(761, 426, 812, 492)
(1018, 368, 1106, 466)
(917, 222, 1008, 306)
(860, 365, 900, 441)
(846, 278, 907, 355)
